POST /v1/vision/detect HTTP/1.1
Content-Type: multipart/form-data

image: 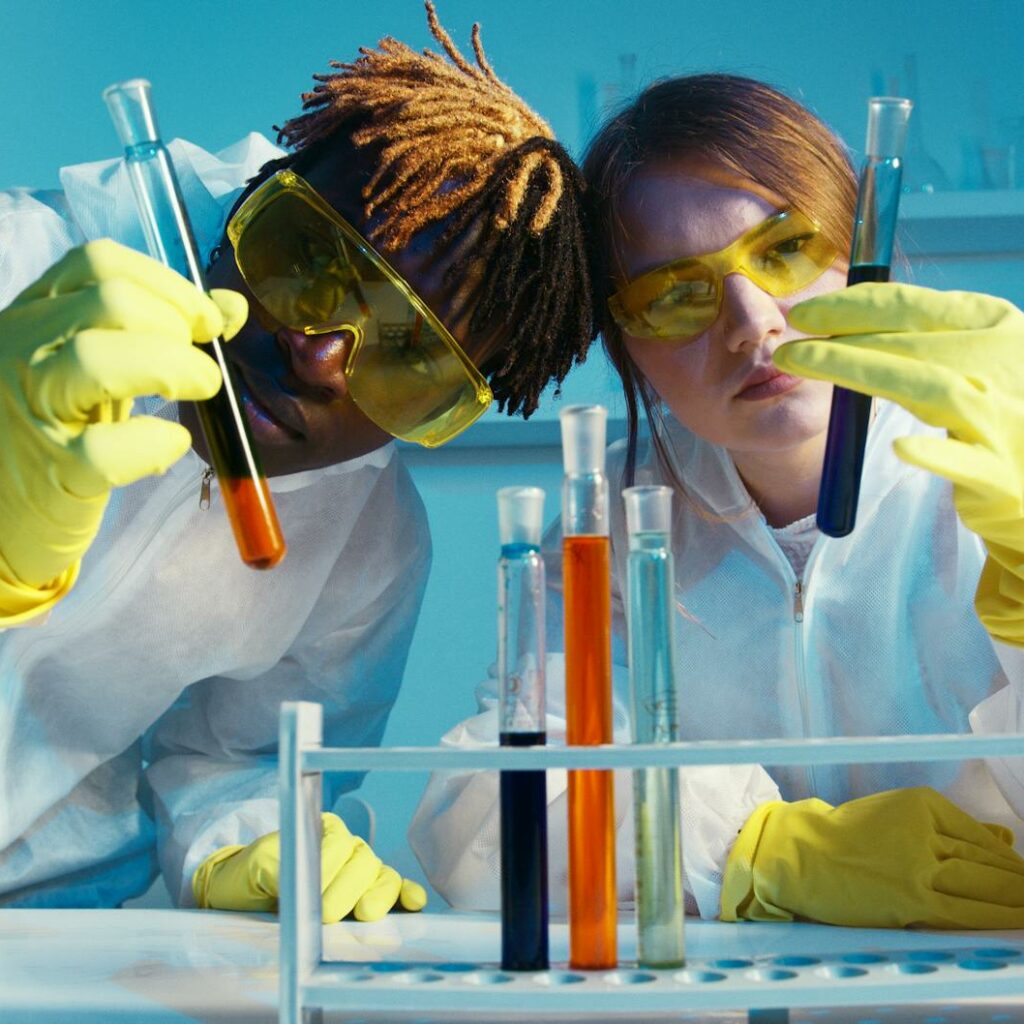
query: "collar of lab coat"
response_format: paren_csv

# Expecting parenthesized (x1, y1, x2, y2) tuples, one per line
(57, 133, 283, 262)
(624, 399, 931, 541)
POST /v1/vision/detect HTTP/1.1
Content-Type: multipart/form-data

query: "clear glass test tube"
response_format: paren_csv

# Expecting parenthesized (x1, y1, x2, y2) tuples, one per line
(497, 486, 549, 971)
(623, 485, 685, 968)
(560, 405, 617, 970)
(817, 96, 912, 538)
(103, 79, 286, 569)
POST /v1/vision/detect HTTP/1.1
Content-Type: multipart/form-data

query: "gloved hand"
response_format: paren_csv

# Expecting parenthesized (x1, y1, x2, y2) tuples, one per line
(192, 812, 428, 923)
(775, 283, 1024, 647)
(0, 239, 247, 624)
(720, 786, 1024, 929)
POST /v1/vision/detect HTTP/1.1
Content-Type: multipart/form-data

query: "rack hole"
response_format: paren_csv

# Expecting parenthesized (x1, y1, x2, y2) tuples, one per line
(533, 971, 586, 986)
(391, 970, 444, 984)
(674, 969, 727, 984)
(772, 955, 819, 967)
(815, 964, 868, 979)
(464, 970, 514, 985)
(958, 958, 1007, 971)
(746, 967, 798, 982)
(890, 962, 938, 975)
(603, 969, 657, 985)
(710, 958, 753, 969)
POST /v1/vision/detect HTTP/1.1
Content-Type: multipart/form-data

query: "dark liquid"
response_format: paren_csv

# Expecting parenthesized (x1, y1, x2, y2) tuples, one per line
(817, 264, 890, 538)
(196, 352, 286, 569)
(499, 731, 549, 971)
(847, 263, 890, 285)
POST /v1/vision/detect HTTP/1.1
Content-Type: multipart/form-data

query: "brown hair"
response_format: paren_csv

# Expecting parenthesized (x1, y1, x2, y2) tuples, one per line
(582, 74, 858, 485)
(268, 1, 591, 419)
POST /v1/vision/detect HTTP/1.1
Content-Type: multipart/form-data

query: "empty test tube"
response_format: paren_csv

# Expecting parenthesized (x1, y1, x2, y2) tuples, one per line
(103, 79, 286, 569)
(497, 486, 549, 971)
(817, 96, 912, 538)
(624, 485, 685, 968)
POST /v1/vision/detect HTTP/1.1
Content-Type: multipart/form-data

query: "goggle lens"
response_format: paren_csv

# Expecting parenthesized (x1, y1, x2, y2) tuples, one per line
(229, 171, 491, 446)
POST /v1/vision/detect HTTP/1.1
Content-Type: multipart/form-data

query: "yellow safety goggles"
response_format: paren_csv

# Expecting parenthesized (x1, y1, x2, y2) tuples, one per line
(227, 170, 492, 447)
(608, 208, 839, 342)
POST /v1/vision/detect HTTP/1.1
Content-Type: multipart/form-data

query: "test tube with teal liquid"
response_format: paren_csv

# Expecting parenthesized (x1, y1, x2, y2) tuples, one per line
(497, 486, 549, 971)
(624, 485, 685, 968)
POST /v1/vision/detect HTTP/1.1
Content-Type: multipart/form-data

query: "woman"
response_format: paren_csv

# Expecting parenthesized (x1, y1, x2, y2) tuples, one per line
(411, 74, 1024, 929)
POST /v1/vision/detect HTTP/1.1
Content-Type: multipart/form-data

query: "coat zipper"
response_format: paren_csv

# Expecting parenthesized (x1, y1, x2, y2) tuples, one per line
(199, 467, 215, 510)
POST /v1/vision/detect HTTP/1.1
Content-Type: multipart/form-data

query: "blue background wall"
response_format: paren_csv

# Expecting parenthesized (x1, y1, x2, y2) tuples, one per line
(5, 0, 1024, 900)
(4, 0, 1024, 193)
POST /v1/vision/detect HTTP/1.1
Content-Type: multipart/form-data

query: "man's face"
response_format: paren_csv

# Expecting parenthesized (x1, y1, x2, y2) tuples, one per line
(192, 145, 492, 477)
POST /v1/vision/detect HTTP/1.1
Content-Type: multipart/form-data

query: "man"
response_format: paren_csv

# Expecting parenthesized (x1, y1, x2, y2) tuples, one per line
(0, 3, 591, 919)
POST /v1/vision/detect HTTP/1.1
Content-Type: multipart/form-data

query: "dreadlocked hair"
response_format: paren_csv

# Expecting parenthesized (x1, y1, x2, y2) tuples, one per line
(274, 1, 592, 418)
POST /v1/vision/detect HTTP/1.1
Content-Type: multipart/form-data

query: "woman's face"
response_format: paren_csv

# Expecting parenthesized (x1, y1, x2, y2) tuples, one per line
(613, 159, 847, 457)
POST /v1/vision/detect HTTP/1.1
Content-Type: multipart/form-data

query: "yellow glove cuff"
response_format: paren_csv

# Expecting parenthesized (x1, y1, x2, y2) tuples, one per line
(192, 844, 248, 908)
(0, 550, 78, 626)
(720, 800, 793, 923)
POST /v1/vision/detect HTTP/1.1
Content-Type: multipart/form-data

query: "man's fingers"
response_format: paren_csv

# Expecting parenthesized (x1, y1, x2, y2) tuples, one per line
(321, 840, 382, 924)
(15, 239, 234, 342)
(61, 418, 195, 496)
(353, 865, 403, 922)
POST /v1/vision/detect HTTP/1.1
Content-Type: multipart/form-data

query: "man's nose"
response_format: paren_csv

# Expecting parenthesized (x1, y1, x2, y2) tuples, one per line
(276, 327, 353, 398)
(719, 272, 786, 353)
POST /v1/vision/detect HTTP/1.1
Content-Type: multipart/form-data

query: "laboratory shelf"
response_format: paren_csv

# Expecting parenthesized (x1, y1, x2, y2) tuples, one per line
(277, 701, 1024, 1024)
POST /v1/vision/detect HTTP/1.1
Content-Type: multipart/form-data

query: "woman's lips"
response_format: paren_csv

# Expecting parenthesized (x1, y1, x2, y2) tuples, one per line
(736, 370, 803, 401)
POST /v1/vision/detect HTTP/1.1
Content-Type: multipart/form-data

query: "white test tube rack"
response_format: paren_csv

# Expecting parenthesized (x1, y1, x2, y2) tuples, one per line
(279, 701, 1024, 1024)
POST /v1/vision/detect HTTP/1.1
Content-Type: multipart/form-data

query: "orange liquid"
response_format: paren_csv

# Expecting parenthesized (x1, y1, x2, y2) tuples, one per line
(223, 476, 287, 569)
(563, 534, 617, 969)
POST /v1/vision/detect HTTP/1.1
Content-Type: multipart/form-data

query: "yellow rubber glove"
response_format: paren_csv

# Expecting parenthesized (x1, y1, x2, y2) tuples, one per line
(0, 239, 248, 624)
(192, 812, 428, 923)
(775, 283, 1024, 647)
(721, 786, 1024, 929)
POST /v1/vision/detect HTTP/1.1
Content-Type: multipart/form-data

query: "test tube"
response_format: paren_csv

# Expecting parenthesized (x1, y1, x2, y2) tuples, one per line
(497, 486, 549, 972)
(624, 485, 685, 968)
(816, 96, 912, 538)
(103, 79, 286, 569)
(560, 405, 617, 970)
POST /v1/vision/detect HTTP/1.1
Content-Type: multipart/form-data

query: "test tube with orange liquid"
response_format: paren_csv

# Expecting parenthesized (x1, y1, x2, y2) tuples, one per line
(104, 79, 286, 570)
(560, 404, 617, 970)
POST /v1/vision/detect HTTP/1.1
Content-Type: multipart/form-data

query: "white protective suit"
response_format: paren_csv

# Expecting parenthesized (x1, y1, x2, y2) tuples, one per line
(409, 402, 1024, 918)
(0, 136, 431, 908)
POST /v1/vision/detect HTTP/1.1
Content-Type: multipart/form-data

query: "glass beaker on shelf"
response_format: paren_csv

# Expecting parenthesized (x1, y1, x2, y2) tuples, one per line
(899, 53, 950, 194)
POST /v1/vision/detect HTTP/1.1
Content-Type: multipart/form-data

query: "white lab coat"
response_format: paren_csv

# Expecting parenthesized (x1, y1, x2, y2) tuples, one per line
(409, 401, 1024, 918)
(0, 136, 431, 907)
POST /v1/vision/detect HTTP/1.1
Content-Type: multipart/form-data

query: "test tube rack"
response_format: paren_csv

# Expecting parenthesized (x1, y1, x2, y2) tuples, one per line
(278, 701, 1024, 1024)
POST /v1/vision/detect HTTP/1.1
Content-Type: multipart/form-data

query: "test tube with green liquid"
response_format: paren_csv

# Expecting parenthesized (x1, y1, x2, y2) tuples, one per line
(624, 484, 685, 968)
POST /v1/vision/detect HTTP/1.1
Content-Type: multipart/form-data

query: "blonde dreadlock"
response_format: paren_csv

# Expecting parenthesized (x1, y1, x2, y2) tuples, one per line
(274, 1, 593, 418)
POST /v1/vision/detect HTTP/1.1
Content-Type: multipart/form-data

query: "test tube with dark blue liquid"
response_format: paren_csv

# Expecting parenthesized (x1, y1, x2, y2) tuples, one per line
(817, 96, 912, 537)
(496, 486, 549, 972)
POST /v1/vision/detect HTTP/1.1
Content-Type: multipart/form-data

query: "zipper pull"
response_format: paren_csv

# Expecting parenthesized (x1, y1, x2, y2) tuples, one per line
(794, 580, 804, 622)
(199, 467, 214, 510)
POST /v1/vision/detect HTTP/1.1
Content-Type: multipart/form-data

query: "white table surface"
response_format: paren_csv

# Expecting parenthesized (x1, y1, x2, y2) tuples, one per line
(2, 909, 1023, 1023)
